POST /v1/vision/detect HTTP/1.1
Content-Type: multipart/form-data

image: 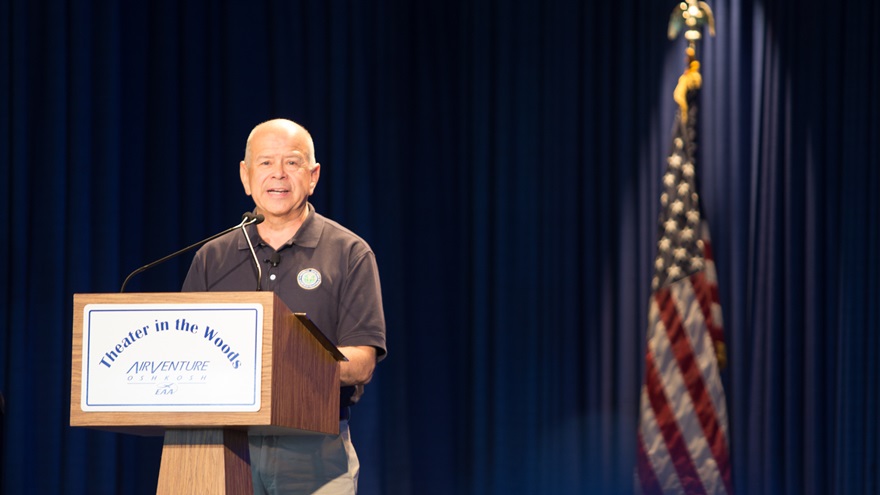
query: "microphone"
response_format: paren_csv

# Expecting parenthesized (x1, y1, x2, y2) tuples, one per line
(120, 212, 264, 292)
(267, 252, 281, 267)
(242, 212, 265, 224)
(239, 214, 264, 291)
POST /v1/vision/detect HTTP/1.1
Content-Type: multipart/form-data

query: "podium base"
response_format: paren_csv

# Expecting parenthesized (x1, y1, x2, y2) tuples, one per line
(157, 428, 251, 494)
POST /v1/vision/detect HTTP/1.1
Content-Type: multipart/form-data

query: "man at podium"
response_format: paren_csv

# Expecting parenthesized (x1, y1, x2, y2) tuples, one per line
(182, 118, 387, 495)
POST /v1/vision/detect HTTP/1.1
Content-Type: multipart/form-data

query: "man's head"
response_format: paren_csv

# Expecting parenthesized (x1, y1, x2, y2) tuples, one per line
(240, 119, 321, 222)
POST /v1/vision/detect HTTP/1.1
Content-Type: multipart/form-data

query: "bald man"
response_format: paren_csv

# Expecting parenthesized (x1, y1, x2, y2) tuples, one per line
(183, 119, 387, 495)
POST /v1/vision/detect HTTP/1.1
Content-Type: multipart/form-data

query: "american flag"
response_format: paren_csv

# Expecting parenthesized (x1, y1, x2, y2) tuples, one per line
(636, 58, 733, 495)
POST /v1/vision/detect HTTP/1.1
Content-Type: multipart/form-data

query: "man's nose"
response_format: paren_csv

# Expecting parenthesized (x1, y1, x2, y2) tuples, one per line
(270, 162, 287, 178)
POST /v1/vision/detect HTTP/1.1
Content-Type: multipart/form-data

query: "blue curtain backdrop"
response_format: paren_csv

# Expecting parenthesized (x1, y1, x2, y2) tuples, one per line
(2, 0, 878, 494)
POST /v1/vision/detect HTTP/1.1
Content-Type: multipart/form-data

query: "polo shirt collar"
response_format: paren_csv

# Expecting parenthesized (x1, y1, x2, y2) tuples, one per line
(236, 203, 323, 251)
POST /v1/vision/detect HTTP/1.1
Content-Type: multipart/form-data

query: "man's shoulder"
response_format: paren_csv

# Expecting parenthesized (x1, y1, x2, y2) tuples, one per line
(313, 212, 372, 251)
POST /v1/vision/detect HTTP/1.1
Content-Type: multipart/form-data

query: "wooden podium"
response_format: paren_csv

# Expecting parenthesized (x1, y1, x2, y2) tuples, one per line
(70, 292, 346, 494)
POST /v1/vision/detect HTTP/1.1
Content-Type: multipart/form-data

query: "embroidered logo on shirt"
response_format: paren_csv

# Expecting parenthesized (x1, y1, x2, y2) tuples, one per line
(297, 268, 322, 290)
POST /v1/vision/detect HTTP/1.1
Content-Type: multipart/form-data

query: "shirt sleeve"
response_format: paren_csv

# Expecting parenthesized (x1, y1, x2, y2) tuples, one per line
(336, 248, 387, 360)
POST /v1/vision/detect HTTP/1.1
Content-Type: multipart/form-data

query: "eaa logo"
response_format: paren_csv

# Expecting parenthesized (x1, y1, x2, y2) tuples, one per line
(297, 268, 322, 290)
(155, 382, 179, 395)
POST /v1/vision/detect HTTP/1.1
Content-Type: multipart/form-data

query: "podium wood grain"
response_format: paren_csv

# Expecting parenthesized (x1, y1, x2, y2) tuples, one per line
(156, 429, 251, 495)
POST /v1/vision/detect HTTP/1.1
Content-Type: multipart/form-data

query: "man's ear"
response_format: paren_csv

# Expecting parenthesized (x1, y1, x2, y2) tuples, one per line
(240, 160, 252, 196)
(309, 163, 321, 195)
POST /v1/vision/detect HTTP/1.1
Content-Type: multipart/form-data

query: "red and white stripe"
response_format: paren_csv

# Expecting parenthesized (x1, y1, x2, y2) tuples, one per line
(637, 251, 732, 494)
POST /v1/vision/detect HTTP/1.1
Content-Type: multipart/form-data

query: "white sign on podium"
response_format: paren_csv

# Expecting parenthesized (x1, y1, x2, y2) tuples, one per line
(81, 303, 263, 412)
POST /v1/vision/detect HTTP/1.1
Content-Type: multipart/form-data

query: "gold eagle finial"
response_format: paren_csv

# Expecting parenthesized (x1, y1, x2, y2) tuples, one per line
(668, 0, 716, 42)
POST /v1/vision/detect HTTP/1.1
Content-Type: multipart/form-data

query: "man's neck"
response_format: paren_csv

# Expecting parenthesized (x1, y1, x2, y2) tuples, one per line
(256, 206, 309, 250)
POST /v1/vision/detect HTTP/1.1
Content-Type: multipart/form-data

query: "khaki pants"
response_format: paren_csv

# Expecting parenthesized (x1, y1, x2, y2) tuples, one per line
(250, 421, 359, 495)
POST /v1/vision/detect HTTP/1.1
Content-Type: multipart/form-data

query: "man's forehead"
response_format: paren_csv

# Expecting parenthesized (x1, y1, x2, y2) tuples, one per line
(254, 148, 307, 157)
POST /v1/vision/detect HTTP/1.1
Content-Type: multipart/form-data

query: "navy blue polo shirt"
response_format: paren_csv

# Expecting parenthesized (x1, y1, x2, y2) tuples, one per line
(182, 204, 387, 406)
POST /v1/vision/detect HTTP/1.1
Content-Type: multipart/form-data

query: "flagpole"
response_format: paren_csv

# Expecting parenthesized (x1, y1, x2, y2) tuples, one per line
(636, 3, 733, 494)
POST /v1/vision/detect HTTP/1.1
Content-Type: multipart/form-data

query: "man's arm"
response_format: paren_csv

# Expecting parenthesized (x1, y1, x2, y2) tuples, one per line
(338, 345, 377, 386)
